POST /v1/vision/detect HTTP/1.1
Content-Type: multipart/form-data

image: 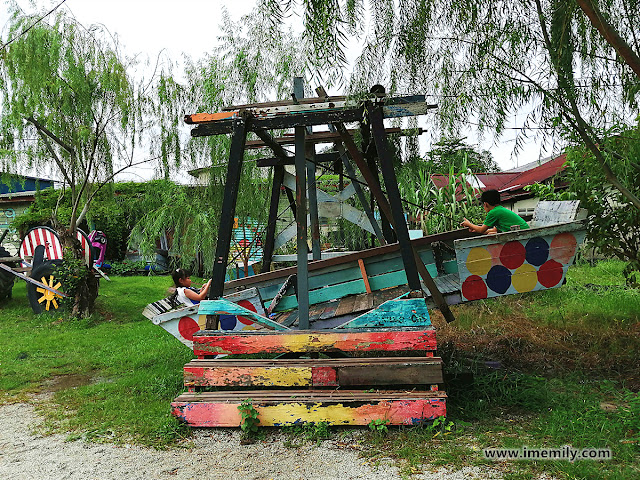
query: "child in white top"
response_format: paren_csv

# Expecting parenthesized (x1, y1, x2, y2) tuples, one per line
(171, 268, 212, 306)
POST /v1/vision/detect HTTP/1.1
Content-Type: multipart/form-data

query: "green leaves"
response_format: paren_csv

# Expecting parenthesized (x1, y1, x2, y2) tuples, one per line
(238, 398, 261, 436)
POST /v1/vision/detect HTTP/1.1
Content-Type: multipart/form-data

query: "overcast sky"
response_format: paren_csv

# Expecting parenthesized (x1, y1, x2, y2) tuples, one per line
(1, 0, 554, 181)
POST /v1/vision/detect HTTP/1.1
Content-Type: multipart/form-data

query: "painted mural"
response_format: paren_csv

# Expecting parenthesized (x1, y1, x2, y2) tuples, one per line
(455, 223, 586, 302)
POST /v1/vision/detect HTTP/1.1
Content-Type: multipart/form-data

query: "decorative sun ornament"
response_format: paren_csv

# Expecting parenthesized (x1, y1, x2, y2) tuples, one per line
(36, 275, 63, 311)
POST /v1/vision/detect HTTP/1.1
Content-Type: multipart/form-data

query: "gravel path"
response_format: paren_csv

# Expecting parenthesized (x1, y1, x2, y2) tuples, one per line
(0, 402, 511, 480)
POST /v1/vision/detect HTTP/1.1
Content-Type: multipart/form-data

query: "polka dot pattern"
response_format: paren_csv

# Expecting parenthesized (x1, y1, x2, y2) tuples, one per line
(460, 232, 578, 302)
(178, 316, 200, 341)
(525, 237, 549, 266)
(466, 247, 493, 276)
(461, 275, 487, 300)
(486, 265, 512, 294)
(512, 264, 538, 293)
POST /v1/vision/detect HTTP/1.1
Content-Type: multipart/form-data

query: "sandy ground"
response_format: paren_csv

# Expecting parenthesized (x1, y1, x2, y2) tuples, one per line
(0, 402, 523, 480)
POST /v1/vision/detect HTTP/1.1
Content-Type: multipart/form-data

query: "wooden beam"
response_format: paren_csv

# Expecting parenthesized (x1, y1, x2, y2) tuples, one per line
(207, 114, 250, 328)
(369, 103, 421, 291)
(172, 390, 446, 427)
(192, 328, 437, 356)
(183, 357, 444, 388)
(245, 127, 419, 149)
(294, 78, 309, 329)
(358, 258, 372, 294)
(256, 151, 339, 167)
(261, 165, 284, 272)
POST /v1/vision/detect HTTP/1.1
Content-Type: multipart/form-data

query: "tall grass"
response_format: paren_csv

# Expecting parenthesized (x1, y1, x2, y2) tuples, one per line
(398, 157, 484, 234)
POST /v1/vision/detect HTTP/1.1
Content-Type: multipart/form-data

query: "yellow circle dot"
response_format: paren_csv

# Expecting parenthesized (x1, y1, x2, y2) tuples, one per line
(512, 264, 538, 293)
(466, 247, 493, 276)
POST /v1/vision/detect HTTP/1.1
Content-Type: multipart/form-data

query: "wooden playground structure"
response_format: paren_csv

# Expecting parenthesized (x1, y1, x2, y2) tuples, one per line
(147, 79, 586, 427)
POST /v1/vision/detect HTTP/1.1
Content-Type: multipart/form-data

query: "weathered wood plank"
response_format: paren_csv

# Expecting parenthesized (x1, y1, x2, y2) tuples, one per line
(183, 357, 444, 388)
(192, 329, 437, 356)
(225, 228, 473, 291)
(335, 296, 431, 329)
(197, 299, 289, 330)
(171, 390, 447, 427)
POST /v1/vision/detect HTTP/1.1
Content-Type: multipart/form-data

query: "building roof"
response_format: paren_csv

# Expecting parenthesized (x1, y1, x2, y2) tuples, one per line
(430, 153, 568, 202)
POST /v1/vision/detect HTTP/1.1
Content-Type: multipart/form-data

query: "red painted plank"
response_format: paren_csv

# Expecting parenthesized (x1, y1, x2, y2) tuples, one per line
(171, 391, 446, 427)
(192, 329, 437, 356)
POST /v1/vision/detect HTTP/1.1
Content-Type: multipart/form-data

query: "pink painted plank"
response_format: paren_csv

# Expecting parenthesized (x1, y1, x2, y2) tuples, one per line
(171, 391, 446, 427)
(192, 329, 437, 356)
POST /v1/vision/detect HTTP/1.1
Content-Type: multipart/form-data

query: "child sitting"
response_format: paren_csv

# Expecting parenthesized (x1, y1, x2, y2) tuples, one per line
(461, 189, 529, 234)
(171, 268, 212, 306)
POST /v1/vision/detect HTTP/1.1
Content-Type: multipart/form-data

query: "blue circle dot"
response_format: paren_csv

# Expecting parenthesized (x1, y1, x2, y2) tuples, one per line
(486, 265, 512, 294)
(526, 237, 549, 266)
(219, 315, 237, 330)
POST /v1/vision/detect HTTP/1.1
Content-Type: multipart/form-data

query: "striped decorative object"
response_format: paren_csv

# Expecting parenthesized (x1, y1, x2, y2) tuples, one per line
(19, 226, 92, 267)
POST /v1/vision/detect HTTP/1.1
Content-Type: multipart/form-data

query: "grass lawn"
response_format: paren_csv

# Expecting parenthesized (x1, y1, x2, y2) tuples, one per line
(0, 261, 639, 478)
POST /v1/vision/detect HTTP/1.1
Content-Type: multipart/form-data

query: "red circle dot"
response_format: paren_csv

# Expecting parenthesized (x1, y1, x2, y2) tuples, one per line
(537, 260, 564, 288)
(500, 241, 526, 269)
(462, 275, 488, 301)
(178, 316, 200, 341)
(236, 299, 257, 325)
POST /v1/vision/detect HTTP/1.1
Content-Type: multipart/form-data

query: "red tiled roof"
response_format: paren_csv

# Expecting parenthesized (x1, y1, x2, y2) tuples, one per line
(430, 154, 567, 201)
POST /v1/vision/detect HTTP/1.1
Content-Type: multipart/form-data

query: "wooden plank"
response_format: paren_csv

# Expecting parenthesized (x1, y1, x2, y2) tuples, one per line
(189, 96, 429, 124)
(192, 328, 437, 356)
(244, 127, 407, 149)
(335, 296, 431, 329)
(358, 259, 372, 294)
(455, 222, 587, 302)
(221, 95, 347, 111)
(334, 295, 358, 317)
(198, 299, 289, 330)
(225, 223, 474, 291)
(171, 390, 446, 427)
(183, 357, 443, 388)
(0, 262, 67, 297)
(530, 200, 581, 227)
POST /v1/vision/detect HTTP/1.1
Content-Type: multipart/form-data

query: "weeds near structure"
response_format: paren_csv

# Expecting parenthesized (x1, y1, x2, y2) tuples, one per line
(238, 398, 260, 443)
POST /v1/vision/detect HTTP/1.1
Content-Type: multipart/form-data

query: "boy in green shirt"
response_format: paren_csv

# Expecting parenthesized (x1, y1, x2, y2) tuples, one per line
(461, 189, 530, 234)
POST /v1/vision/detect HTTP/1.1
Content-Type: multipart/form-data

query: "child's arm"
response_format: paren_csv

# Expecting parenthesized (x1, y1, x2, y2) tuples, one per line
(460, 218, 497, 234)
(184, 280, 212, 302)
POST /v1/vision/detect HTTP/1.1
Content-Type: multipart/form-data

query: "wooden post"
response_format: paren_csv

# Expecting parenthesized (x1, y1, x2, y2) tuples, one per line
(293, 77, 310, 329)
(207, 114, 250, 329)
(306, 144, 322, 260)
(368, 103, 421, 291)
(262, 165, 285, 272)
(368, 103, 456, 323)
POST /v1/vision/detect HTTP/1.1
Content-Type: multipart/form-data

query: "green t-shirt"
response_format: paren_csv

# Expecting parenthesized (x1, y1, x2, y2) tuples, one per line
(484, 205, 530, 233)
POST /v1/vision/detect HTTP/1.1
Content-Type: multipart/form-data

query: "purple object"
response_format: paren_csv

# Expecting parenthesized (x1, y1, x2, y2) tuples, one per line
(89, 230, 107, 267)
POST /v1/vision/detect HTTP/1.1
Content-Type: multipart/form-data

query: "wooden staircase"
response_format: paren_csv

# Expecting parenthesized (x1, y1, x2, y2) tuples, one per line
(172, 327, 447, 427)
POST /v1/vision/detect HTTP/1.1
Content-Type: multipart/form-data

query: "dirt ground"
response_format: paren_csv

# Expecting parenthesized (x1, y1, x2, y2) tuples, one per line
(0, 399, 549, 480)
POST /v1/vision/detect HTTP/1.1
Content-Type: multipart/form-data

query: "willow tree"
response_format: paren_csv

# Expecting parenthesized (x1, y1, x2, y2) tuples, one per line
(257, 0, 640, 278)
(0, 8, 151, 315)
(133, 7, 311, 275)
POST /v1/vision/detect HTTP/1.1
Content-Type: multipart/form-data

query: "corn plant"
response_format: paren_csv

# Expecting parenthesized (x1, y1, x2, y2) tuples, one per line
(399, 156, 484, 235)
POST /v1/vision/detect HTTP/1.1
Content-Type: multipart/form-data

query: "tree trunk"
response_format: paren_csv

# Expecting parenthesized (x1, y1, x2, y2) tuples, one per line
(58, 227, 99, 317)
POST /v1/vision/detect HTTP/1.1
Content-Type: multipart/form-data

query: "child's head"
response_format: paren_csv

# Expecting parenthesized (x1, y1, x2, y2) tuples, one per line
(172, 268, 192, 287)
(480, 189, 501, 211)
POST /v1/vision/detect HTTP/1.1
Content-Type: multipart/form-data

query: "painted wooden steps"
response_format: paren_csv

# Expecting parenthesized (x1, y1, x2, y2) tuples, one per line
(173, 327, 445, 427)
(171, 390, 447, 427)
(184, 357, 444, 388)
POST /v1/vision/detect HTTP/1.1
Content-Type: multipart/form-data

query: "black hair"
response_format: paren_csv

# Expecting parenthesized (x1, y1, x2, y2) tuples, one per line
(481, 189, 501, 206)
(171, 268, 190, 287)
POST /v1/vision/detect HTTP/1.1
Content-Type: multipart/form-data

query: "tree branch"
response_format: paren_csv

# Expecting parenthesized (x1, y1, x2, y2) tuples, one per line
(576, 0, 640, 79)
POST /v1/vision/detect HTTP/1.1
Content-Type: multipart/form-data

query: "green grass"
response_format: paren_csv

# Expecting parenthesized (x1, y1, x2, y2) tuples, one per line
(1, 259, 639, 480)
(0, 274, 196, 447)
